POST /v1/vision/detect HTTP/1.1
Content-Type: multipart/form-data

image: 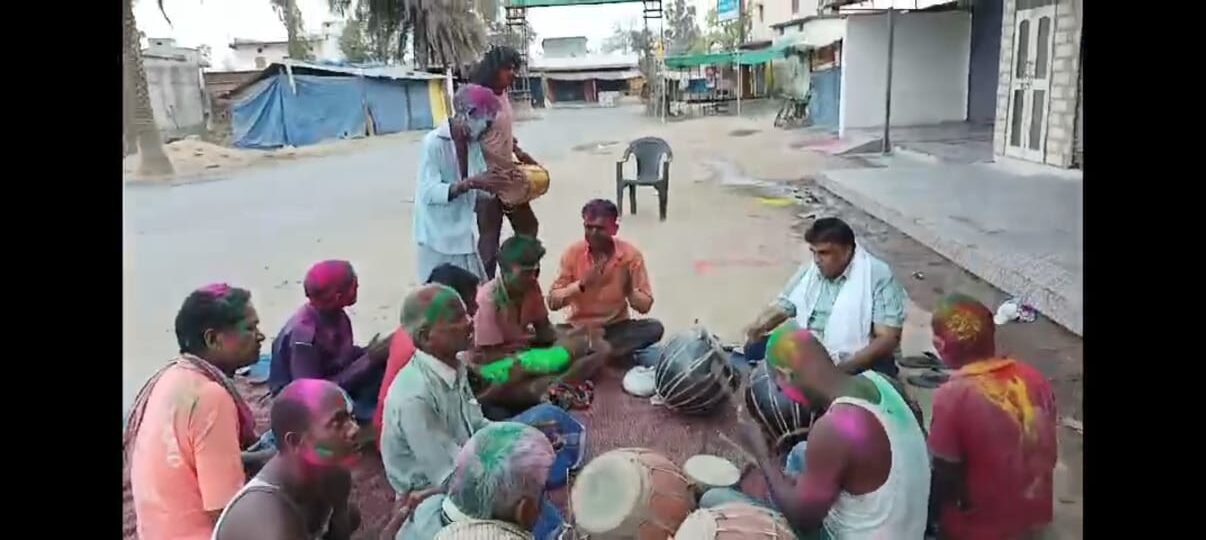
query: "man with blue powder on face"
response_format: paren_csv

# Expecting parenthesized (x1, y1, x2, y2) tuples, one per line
(413, 83, 507, 281)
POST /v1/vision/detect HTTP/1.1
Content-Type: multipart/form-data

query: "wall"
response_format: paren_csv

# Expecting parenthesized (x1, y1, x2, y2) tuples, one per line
(839, 10, 971, 134)
(143, 53, 209, 139)
(542, 37, 589, 58)
(991, 0, 1082, 168)
(229, 43, 290, 71)
(752, 0, 816, 42)
(967, 0, 1003, 123)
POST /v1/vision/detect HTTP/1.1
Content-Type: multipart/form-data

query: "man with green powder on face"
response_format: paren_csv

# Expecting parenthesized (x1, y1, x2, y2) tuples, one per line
(379, 284, 580, 540)
(471, 234, 611, 417)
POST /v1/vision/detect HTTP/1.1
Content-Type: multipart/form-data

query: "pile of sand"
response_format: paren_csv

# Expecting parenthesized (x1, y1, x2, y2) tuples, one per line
(123, 137, 267, 181)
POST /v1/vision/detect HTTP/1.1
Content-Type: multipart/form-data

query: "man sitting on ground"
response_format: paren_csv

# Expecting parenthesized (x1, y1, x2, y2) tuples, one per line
(373, 263, 482, 439)
(269, 260, 391, 425)
(473, 235, 610, 417)
(126, 284, 271, 540)
(548, 199, 664, 365)
(742, 217, 907, 377)
(716, 325, 930, 539)
(928, 294, 1058, 539)
(380, 284, 572, 540)
(213, 379, 362, 540)
(384, 422, 560, 540)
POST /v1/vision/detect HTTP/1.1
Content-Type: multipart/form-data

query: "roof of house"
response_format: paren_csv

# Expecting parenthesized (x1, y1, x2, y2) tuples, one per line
(529, 53, 639, 72)
(222, 60, 444, 98)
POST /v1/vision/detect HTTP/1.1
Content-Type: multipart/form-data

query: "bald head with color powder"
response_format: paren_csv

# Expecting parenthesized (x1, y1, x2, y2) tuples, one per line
(304, 260, 358, 311)
(400, 283, 473, 363)
(451, 84, 501, 142)
(931, 293, 996, 369)
(271, 378, 361, 467)
(765, 323, 848, 408)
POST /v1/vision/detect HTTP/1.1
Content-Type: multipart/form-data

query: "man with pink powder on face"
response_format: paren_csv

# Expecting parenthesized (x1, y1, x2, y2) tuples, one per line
(213, 379, 362, 540)
(269, 260, 392, 425)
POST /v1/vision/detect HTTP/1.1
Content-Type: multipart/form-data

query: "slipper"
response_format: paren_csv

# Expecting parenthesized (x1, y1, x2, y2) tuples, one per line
(906, 370, 950, 389)
(898, 352, 943, 369)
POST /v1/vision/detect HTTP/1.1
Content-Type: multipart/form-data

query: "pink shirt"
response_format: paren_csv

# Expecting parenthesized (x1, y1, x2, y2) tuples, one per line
(129, 364, 247, 540)
(480, 91, 515, 170)
(474, 277, 549, 353)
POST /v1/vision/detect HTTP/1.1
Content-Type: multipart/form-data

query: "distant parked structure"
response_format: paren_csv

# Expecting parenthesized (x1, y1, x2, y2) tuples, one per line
(528, 36, 642, 107)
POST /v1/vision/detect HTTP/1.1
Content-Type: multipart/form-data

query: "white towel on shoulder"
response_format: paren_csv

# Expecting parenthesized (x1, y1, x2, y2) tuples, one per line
(785, 245, 875, 363)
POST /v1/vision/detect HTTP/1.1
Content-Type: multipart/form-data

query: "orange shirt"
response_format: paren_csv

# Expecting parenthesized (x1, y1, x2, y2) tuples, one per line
(129, 364, 247, 540)
(549, 238, 653, 327)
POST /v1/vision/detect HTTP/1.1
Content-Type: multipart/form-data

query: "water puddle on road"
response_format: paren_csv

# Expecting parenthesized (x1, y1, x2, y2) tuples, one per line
(702, 159, 799, 200)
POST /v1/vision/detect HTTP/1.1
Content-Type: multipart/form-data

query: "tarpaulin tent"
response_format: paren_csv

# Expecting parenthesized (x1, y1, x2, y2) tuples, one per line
(228, 61, 448, 149)
(663, 41, 798, 70)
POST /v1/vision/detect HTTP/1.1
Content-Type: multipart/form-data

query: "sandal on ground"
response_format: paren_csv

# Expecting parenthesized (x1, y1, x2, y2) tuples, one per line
(898, 352, 944, 369)
(905, 369, 950, 389)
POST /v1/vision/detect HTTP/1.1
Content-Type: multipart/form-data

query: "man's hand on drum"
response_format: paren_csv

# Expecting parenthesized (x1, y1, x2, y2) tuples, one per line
(514, 143, 539, 166)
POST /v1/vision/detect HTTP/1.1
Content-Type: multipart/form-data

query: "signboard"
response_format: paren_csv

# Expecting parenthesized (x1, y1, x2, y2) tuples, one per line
(717, 0, 740, 22)
(508, 0, 646, 7)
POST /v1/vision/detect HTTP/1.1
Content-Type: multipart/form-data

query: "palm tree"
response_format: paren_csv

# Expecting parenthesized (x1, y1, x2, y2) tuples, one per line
(124, 0, 174, 176)
(330, 0, 488, 69)
(270, 0, 314, 60)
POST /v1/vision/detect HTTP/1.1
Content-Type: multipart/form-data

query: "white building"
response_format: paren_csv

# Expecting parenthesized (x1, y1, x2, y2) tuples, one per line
(139, 38, 211, 139)
(225, 21, 345, 72)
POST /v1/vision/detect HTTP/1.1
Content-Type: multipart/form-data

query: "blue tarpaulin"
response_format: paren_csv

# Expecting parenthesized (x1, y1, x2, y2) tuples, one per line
(363, 79, 412, 134)
(232, 73, 437, 149)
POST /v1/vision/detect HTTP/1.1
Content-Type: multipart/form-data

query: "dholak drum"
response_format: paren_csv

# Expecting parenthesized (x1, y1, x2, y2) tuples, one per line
(683, 455, 740, 499)
(496, 163, 551, 207)
(570, 448, 696, 539)
(672, 503, 798, 540)
(745, 363, 818, 454)
(654, 326, 739, 416)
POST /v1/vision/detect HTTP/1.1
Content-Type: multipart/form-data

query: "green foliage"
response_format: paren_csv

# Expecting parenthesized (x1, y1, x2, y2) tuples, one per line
(702, 6, 752, 52)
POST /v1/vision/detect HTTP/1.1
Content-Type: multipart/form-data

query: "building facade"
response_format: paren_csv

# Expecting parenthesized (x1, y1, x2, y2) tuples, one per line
(992, 0, 1081, 168)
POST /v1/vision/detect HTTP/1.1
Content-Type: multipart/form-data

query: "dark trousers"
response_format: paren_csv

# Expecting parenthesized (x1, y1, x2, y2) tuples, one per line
(476, 197, 539, 279)
(604, 318, 666, 363)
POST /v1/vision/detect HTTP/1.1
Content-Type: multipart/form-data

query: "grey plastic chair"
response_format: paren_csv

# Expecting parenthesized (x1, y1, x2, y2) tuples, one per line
(615, 137, 673, 221)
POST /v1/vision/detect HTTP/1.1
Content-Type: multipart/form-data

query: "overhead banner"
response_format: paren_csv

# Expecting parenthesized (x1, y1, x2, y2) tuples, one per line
(717, 0, 740, 22)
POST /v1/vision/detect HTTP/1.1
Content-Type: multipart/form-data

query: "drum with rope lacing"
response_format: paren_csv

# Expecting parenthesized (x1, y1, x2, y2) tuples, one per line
(744, 363, 821, 454)
(653, 326, 739, 416)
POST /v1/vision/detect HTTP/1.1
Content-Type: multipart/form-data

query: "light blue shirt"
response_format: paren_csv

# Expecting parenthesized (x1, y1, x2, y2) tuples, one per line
(774, 250, 907, 337)
(413, 123, 489, 256)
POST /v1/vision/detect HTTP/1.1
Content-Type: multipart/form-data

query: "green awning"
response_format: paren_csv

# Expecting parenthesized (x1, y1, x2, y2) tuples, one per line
(664, 42, 796, 69)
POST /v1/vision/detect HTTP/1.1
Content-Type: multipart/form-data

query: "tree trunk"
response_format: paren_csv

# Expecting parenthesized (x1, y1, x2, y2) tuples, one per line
(123, 0, 174, 176)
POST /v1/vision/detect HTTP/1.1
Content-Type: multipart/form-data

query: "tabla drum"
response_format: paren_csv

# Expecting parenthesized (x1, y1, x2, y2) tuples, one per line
(672, 503, 798, 540)
(744, 364, 818, 454)
(683, 455, 740, 499)
(570, 448, 696, 539)
(654, 326, 739, 416)
(497, 163, 551, 207)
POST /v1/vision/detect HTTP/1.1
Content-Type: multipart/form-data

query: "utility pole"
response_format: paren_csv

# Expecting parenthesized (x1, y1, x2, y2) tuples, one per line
(882, 7, 896, 154)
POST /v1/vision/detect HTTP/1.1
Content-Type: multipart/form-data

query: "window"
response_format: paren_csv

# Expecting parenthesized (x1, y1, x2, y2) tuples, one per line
(255, 56, 267, 69)
(758, 5, 765, 22)
(792, 0, 800, 13)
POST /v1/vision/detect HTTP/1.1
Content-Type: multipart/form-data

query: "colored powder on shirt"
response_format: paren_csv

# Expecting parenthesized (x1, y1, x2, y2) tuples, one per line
(478, 346, 571, 384)
(961, 358, 1039, 439)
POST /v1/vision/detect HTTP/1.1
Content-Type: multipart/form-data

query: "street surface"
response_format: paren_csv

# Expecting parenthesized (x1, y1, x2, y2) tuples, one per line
(123, 105, 1081, 536)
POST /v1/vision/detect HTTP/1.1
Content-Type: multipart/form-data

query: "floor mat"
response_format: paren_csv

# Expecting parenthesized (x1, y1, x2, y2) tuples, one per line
(122, 366, 750, 540)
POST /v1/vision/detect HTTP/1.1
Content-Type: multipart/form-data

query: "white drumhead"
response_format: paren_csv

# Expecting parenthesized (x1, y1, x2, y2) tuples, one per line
(683, 455, 740, 489)
(571, 451, 645, 534)
(672, 507, 720, 539)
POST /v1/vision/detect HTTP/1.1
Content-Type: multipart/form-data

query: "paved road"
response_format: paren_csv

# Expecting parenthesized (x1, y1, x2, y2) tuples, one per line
(122, 106, 659, 413)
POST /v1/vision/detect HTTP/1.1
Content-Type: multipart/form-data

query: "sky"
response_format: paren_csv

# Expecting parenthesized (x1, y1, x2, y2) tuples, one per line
(135, 0, 714, 68)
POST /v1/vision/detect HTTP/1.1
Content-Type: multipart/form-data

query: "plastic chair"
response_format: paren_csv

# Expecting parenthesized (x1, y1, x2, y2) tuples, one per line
(615, 137, 673, 221)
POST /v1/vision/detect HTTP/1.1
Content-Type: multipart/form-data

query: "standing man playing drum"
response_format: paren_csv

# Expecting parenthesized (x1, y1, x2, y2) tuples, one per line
(742, 218, 907, 377)
(415, 84, 505, 280)
(548, 199, 665, 366)
(715, 326, 931, 539)
(468, 45, 541, 279)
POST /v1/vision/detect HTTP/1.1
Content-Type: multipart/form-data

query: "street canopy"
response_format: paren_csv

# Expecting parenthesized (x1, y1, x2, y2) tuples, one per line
(663, 40, 800, 69)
